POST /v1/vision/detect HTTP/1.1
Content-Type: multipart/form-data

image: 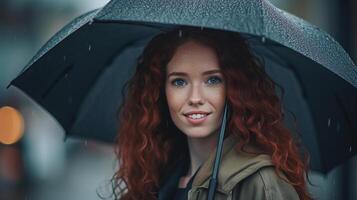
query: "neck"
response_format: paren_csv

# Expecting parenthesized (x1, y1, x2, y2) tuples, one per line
(186, 131, 218, 177)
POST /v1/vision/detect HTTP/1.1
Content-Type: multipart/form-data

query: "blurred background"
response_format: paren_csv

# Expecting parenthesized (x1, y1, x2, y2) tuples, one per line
(0, 0, 356, 199)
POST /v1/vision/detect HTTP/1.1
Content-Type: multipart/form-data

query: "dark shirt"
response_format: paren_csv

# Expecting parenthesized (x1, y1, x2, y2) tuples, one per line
(158, 157, 198, 200)
(173, 188, 186, 200)
(172, 172, 196, 200)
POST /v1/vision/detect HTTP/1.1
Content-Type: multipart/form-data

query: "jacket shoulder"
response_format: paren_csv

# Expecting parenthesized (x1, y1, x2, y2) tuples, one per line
(232, 166, 300, 200)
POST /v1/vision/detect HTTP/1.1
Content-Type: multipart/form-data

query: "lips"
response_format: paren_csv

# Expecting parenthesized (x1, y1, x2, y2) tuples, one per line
(184, 111, 211, 116)
(183, 111, 211, 125)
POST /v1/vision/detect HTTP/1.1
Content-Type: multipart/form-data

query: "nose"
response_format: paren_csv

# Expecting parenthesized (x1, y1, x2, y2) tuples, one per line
(188, 84, 204, 106)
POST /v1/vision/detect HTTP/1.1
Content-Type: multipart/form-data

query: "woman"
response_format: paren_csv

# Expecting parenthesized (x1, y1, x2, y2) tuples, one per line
(112, 27, 312, 200)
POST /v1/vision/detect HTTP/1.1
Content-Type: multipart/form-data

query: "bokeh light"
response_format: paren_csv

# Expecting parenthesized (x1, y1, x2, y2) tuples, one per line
(0, 106, 24, 145)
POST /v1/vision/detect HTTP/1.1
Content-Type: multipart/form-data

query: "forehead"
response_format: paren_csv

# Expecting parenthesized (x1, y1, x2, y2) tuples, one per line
(166, 40, 220, 74)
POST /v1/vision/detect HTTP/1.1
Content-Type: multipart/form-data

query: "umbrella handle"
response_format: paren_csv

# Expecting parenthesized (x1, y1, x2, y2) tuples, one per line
(207, 102, 229, 200)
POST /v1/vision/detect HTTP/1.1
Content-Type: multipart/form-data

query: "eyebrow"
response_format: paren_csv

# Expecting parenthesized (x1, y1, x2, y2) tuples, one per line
(167, 69, 222, 78)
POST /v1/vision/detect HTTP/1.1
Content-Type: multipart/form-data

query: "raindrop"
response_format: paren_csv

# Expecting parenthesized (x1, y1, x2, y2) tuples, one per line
(200, 26, 204, 30)
(88, 44, 92, 51)
(88, 19, 94, 25)
(84, 140, 88, 146)
(261, 36, 266, 43)
(64, 73, 69, 78)
(178, 29, 182, 38)
(63, 56, 66, 61)
(327, 118, 331, 127)
(349, 146, 352, 152)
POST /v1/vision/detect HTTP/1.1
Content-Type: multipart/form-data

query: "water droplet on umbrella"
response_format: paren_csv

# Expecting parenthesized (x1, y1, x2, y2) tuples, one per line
(261, 36, 266, 43)
(178, 30, 182, 38)
(88, 45, 91, 51)
(327, 118, 331, 127)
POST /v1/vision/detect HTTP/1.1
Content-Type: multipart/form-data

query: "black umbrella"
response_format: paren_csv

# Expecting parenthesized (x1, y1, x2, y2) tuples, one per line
(8, 0, 357, 175)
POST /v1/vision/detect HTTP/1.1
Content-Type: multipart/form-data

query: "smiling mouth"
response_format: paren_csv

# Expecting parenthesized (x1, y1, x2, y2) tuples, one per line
(186, 113, 209, 119)
(183, 113, 211, 124)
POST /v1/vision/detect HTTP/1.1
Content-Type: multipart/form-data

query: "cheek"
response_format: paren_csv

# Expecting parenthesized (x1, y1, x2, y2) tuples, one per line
(205, 87, 226, 108)
(165, 86, 185, 112)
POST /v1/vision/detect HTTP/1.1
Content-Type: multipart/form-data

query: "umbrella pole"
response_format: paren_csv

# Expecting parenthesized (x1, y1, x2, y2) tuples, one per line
(207, 102, 228, 200)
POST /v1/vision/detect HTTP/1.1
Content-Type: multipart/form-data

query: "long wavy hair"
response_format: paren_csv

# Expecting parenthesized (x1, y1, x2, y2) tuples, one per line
(112, 27, 312, 200)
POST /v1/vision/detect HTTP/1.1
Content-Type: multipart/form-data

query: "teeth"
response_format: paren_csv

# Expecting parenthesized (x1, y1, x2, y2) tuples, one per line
(188, 114, 207, 119)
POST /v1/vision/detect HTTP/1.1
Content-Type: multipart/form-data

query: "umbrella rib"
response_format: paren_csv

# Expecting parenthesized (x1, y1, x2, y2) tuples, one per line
(334, 94, 357, 153)
(260, 45, 326, 171)
(42, 64, 74, 99)
(95, 20, 176, 33)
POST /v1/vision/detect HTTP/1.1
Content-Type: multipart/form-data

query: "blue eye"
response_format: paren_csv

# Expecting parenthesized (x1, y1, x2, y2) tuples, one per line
(171, 78, 187, 87)
(207, 76, 222, 85)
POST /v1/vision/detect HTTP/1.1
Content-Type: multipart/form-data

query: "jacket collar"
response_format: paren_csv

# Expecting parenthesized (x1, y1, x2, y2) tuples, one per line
(192, 134, 274, 193)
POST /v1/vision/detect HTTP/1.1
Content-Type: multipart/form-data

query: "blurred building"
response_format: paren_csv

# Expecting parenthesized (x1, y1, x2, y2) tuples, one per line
(0, 1, 116, 200)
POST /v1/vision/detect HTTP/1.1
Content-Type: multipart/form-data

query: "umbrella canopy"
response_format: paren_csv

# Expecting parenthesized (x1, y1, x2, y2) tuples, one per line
(9, 0, 357, 173)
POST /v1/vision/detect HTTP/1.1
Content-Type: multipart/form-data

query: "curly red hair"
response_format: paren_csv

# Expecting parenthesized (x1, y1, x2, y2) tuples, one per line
(112, 27, 312, 200)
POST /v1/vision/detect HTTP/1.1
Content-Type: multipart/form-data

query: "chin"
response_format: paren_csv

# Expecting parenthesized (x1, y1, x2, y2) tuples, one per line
(182, 127, 217, 139)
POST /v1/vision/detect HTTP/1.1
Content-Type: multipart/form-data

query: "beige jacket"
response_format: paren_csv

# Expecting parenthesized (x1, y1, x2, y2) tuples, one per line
(187, 135, 300, 200)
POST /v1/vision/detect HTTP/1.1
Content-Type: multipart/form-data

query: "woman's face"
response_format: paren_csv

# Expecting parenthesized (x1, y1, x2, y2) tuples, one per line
(165, 40, 226, 139)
